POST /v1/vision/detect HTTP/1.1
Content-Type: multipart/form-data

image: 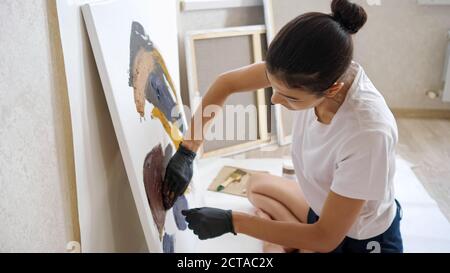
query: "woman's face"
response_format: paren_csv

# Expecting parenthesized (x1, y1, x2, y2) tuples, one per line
(267, 72, 325, 111)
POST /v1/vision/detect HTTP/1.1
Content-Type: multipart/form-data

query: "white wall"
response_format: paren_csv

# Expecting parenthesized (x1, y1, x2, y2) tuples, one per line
(0, 0, 78, 252)
(354, 0, 450, 109)
(267, 0, 450, 110)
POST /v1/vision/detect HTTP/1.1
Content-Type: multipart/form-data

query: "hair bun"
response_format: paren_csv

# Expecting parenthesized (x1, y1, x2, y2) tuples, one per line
(331, 0, 367, 34)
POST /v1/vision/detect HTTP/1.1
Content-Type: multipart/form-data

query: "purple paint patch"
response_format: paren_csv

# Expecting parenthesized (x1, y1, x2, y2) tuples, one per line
(172, 195, 189, 231)
(163, 233, 175, 253)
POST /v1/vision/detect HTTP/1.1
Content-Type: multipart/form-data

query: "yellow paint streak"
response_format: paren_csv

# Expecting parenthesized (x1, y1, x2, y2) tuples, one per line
(151, 107, 183, 149)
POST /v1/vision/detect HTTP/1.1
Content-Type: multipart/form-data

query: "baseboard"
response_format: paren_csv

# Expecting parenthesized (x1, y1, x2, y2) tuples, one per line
(392, 108, 450, 119)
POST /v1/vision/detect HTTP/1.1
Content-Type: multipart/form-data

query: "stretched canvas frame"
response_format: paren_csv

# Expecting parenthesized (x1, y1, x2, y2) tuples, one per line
(185, 25, 271, 158)
(56, 0, 148, 252)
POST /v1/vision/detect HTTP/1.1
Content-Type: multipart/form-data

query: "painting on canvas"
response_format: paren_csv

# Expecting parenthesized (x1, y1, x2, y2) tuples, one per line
(82, 0, 194, 252)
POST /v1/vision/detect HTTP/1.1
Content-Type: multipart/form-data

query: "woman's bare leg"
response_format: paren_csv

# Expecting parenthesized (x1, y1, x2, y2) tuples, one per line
(246, 173, 310, 253)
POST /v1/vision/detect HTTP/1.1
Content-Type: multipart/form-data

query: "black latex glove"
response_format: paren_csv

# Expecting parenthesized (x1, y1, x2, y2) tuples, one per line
(182, 208, 237, 240)
(162, 143, 196, 210)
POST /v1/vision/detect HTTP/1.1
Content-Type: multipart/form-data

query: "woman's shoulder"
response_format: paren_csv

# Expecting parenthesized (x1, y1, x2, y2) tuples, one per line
(345, 69, 396, 131)
(336, 68, 398, 147)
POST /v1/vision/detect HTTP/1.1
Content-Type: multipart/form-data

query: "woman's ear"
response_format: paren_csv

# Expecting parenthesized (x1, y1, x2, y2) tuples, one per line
(324, 82, 344, 98)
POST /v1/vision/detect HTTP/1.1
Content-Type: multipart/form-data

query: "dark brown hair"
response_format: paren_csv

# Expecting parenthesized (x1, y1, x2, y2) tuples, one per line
(266, 0, 367, 96)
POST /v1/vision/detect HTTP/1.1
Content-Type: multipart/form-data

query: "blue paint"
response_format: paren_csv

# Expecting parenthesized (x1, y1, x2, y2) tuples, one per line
(172, 195, 189, 231)
(146, 70, 183, 133)
(163, 233, 175, 253)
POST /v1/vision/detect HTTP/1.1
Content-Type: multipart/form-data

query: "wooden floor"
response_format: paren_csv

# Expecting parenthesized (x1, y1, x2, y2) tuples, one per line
(233, 118, 450, 221)
(396, 119, 450, 221)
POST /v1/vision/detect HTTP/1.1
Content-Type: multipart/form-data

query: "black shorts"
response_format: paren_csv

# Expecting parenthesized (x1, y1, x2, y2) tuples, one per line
(307, 200, 404, 253)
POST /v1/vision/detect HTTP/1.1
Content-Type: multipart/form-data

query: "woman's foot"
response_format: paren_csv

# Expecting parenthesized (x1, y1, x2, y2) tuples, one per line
(254, 209, 288, 253)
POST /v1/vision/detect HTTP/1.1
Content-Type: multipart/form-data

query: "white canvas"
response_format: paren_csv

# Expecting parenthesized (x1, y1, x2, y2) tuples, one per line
(82, 0, 194, 252)
(56, 0, 147, 252)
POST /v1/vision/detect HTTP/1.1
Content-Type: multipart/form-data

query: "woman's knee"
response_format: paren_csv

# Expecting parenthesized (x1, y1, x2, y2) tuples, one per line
(246, 174, 310, 223)
(246, 173, 267, 193)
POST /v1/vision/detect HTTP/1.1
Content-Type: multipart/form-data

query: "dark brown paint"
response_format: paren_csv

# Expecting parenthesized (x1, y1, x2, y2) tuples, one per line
(143, 144, 166, 237)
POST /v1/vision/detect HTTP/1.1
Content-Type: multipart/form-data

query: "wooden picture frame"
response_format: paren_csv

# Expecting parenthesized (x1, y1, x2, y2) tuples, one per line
(185, 25, 271, 158)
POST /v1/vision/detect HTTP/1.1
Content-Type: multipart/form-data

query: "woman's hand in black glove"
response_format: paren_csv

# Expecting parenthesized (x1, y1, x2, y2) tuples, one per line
(182, 207, 237, 240)
(162, 143, 196, 210)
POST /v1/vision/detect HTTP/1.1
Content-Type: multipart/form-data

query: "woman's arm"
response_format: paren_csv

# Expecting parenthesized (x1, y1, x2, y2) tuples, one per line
(162, 62, 270, 209)
(182, 62, 271, 152)
(233, 191, 365, 252)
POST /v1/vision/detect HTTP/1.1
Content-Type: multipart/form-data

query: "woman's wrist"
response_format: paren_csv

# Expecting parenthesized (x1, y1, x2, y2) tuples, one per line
(181, 139, 202, 153)
(231, 211, 246, 234)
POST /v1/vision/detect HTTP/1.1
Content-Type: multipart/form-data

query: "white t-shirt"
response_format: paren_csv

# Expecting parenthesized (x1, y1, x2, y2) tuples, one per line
(291, 63, 398, 240)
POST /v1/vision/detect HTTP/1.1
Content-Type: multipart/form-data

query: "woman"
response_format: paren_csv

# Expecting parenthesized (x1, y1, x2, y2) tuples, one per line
(163, 0, 403, 253)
